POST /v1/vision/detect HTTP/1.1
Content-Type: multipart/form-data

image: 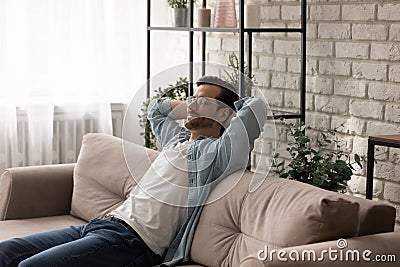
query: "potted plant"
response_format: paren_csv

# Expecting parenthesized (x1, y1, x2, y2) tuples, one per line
(224, 53, 256, 97)
(271, 120, 365, 193)
(168, 0, 189, 27)
(139, 77, 188, 150)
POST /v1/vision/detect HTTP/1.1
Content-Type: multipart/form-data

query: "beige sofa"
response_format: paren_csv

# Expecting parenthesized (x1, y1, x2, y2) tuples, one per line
(0, 133, 399, 266)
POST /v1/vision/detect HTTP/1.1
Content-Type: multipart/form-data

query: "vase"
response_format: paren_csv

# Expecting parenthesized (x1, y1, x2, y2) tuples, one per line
(170, 8, 188, 27)
(214, 0, 237, 28)
(198, 8, 211, 27)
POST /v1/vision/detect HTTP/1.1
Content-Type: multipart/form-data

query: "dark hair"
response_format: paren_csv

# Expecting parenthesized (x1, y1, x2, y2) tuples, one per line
(215, 86, 239, 111)
(196, 76, 240, 135)
(196, 76, 239, 111)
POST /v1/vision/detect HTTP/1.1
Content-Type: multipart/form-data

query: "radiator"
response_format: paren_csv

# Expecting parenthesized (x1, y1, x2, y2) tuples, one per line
(52, 104, 125, 164)
(52, 113, 97, 164)
(0, 104, 125, 171)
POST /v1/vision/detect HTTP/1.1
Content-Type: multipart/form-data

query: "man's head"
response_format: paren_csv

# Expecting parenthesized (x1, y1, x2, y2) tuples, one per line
(185, 76, 239, 138)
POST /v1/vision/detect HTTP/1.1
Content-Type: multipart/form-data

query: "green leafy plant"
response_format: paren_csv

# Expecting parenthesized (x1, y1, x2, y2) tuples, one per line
(271, 120, 365, 193)
(224, 53, 256, 97)
(139, 77, 188, 150)
(167, 0, 188, 8)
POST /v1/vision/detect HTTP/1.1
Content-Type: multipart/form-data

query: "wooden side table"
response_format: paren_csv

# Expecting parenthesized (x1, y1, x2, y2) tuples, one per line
(366, 135, 400, 199)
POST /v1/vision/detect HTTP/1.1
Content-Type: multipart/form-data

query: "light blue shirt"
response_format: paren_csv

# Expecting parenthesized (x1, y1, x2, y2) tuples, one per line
(147, 96, 267, 266)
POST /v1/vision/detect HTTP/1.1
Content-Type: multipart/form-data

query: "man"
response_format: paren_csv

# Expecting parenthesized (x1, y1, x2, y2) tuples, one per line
(0, 76, 267, 266)
(154, 76, 267, 266)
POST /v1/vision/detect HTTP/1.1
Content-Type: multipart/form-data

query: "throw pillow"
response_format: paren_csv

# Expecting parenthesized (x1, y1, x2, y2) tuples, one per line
(70, 133, 159, 221)
(240, 176, 360, 248)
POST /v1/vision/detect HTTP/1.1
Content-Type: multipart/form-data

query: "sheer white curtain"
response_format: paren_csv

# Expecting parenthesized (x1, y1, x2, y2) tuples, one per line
(0, 0, 146, 170)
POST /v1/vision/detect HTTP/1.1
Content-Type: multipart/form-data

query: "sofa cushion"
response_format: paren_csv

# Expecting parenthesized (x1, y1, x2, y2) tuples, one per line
(191, 172, 360, 266)
(0, 215, 86, 242)
(240, 176, 360, 247)
(70, 133, 159, 221)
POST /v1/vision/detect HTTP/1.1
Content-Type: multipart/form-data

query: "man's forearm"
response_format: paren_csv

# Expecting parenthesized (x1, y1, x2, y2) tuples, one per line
(170, 100, 187, 120)
(147, 98, 185, 147)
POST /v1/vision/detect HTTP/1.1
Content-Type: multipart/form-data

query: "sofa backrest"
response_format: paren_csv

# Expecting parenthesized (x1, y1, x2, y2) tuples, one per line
(190, 171, 365, 266)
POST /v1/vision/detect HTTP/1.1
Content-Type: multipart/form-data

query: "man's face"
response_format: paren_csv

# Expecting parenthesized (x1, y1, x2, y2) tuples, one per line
(184, 84, 225, 131)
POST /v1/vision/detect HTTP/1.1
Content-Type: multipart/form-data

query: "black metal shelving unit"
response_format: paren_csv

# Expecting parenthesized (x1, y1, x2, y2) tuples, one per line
(146, 0, 307, 123)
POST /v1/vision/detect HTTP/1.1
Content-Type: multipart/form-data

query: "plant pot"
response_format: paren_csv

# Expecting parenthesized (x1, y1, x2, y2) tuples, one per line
(170, 8, 188, 27)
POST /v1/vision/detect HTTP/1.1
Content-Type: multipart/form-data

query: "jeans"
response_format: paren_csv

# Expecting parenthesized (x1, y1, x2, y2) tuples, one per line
(0, 218, 162, 267)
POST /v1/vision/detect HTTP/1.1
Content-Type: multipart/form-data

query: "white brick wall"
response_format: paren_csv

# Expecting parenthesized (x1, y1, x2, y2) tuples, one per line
(331, 116, 366, 136)
(366, 121, 400, 136)
(352, 24, 388, 41)
(307, 76, 333, 95)
(342, 4, 375, 21)
(349, 100, 384, 120)
(336, 42, 369, 59)
(353, 62, 388, 81)
(390, 24, 400, 41)
(307, 41, 333, 57)
(371, 43, 400, 61)
(271, 73, 300, 90)
(334, 79, 366, 98)
(318, 23, 351, 39)
(368, 82, 400, 102)
(309, 5, 340, 21)
(386, 104, 400, 123)
(389, 65, 400, 82)
(315, 95, 348, 114)
(259, 56, 287, 72)
(274, 40, 301, 55)
(319, 60, 351, 76)
(187, 0, 400, 229)
(377, 4, 400, 21)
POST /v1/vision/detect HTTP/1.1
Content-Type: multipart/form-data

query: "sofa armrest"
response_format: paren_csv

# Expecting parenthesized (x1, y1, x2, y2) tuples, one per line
(240, 232, 400, 267)
(0, 164, 75, 220)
